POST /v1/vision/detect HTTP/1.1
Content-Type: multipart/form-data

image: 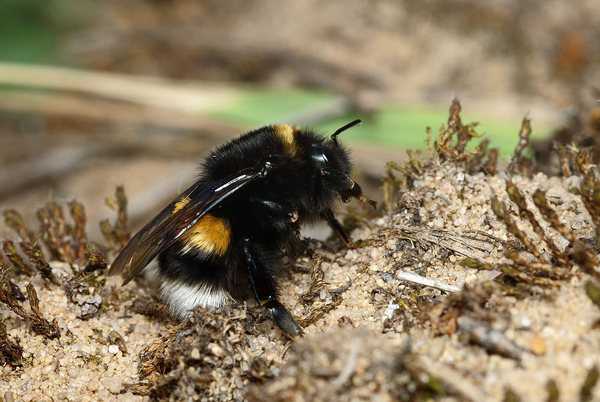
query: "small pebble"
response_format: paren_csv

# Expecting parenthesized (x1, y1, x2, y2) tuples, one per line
(529, 335, 546, 355)
(383, 301, 400, 320)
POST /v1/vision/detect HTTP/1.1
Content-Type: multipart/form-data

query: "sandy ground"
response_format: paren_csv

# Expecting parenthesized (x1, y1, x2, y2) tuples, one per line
(1, 155, 599, 401)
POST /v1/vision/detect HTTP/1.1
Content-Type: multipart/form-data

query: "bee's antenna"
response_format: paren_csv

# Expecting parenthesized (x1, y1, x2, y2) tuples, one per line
(330, 119, 362, 145)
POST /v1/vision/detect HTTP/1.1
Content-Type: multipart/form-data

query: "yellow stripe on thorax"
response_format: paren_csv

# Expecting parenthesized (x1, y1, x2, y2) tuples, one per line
(273, 124, 297, 156)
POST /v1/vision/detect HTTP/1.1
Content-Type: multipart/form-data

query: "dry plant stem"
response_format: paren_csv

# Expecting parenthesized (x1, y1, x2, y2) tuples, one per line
(575, 149, 594, 176)
(484, 148, 499, 175)
(498, 264, 558, 287)
(0, 280, 59, 339)
(301, 259, 326, 304)
(69, 200, 88, 261)
(491, 196, 541, 258)
(2, 240, 34, 276)
(100, 186, 131, 250)
(396, 270, 461, 293)
(0, 62, 235, 114)
(505, 181, 566, 265)
(25, 283, 60, 339)
(390, 226, 502, 261)
(555, 144, 572, 177)
(503, 249, 569, 280)
(18, 241, 59, 285)
(299, 295, 344, 328)
(532, 189, 576, 243)
(47, 202, 76, 263)
(579, 170, 600, 242)
(467, 138, 489, 173)
(435, 98, 464, 161)
(508, 117, 532, 174)
(3, 210, 35, 243)
(457, 316, 526, 361)
(36, 204, 73, 264)
(571, 241, 600, 280)
(0, 319, 23, 368)
(0, 91, 239, 136)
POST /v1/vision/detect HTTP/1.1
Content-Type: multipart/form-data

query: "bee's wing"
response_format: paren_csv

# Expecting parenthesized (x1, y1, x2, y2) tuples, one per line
(109, 166, 266, 284)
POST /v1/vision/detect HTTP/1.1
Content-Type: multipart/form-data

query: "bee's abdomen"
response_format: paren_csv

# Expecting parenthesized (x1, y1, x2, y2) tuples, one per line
(179, 214, 232, 256)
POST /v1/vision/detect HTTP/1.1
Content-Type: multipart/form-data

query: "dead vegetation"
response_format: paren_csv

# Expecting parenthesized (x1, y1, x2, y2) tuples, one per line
(0, 187, 129, 369)
(130, 306, 278, 401)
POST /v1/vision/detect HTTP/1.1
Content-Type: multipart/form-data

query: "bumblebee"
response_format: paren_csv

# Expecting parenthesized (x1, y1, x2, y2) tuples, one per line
(109, 120, 368, 336)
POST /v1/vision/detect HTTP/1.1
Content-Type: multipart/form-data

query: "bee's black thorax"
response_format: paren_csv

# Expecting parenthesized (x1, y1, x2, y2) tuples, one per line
(203, 124, 351, 220)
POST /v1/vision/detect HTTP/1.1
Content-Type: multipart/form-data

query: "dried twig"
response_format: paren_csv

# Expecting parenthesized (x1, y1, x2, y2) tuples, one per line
(2, 240, 34, 276)
(396, 270, 461, 293)
(532, 189, 576, 243)
(555, 144, 572, 177)
(508, 117, 533, 175)
(69, 200, 88, 261)
(484, 148, 499, 175)
(0, 279, 60, 339)
(0, 62, 235, 114)
(300, 259, 326, 305)
(3, 210, 35, 243)
(25, 283, 60, 339)
(0, 319, 23, 368)
(457, 316, 526, 361)
(505, 181, 567, 265)
(491, 196, 541, 258)
(100, 186, 130, 251)
(19, 241, 59, 285)
(391, 226, 503, 261)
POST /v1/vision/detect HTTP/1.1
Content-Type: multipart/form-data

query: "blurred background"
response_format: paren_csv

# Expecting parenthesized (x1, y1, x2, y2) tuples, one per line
(1, 0, 599, 239)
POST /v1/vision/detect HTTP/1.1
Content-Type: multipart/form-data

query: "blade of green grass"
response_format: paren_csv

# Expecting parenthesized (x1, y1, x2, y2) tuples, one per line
(212, 88, 549, 156)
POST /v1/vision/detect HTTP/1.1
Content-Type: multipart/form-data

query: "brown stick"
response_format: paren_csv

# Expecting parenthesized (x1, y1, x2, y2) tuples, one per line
(0, 62, 235, 113)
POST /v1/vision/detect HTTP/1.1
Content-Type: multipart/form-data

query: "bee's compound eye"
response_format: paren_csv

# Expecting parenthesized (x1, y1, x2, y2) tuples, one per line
(311, 151, 329, 165)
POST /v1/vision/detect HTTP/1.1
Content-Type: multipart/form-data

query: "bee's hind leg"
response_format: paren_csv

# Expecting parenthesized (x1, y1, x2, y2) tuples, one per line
(242, 238, 303, 338)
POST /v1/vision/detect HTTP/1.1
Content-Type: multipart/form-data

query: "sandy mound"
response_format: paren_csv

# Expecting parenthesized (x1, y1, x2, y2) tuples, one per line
(2, 104, 600, 401)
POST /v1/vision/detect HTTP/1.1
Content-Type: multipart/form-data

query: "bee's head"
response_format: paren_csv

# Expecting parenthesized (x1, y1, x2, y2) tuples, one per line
(304, 120, 365, 206)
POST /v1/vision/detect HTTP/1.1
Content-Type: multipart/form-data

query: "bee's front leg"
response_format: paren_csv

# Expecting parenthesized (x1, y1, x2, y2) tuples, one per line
(242, 238, 303, 338)
(321, 208, 350, 245)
